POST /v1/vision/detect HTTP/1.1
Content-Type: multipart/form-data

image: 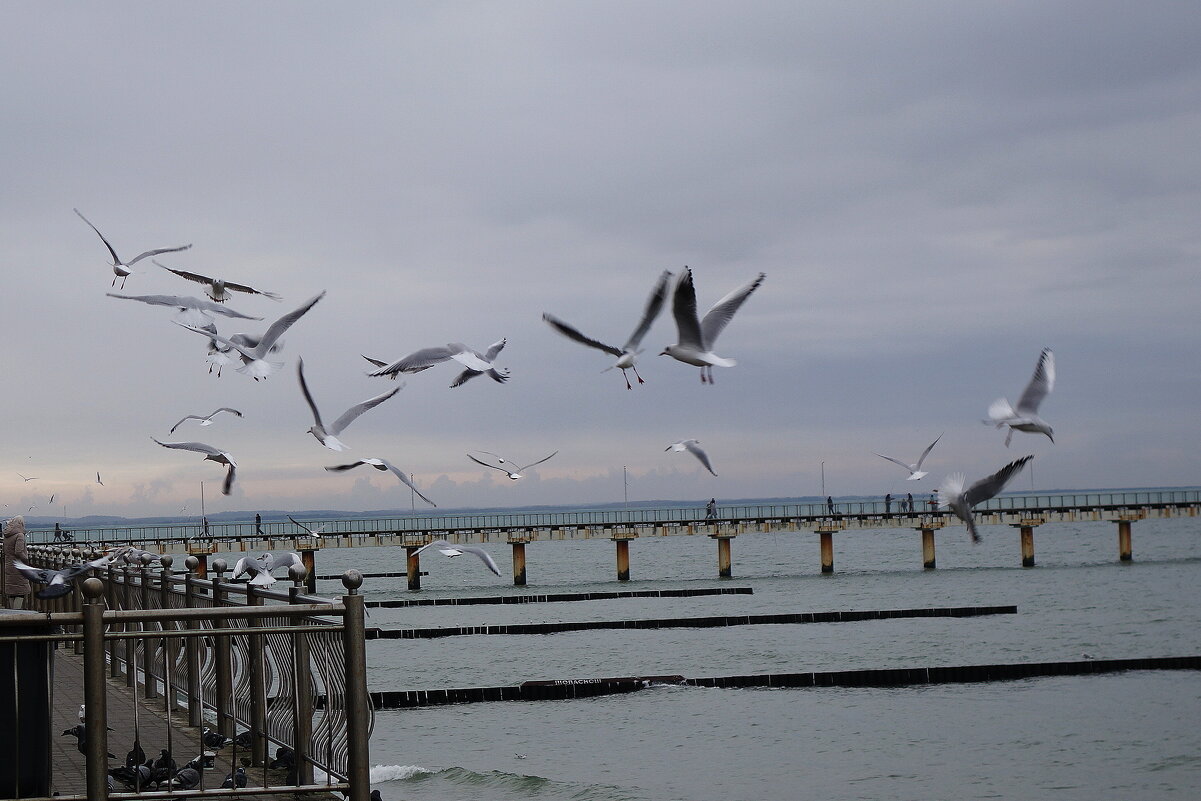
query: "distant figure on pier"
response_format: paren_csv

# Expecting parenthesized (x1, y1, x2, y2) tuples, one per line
(884, 493, 892, 514)
(906, 493, 914, 512)
(54, 522, 73, 542)
(928, 493, 938, 511)
(826, 496, 835, 515)
(203, 516, 210, 536)
(255, 513, 264, 536)
(4, 515, 31, 608)
(705, 498, 717, 519)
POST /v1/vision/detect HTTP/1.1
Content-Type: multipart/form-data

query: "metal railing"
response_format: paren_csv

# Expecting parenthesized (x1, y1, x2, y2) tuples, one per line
(24, 488, 1201, 546)
(4, 545, 373, 801)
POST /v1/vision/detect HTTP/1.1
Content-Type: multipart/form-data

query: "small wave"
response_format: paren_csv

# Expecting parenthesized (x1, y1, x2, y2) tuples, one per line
(371, 763, 434, 782)
(411, 766, 647, 800)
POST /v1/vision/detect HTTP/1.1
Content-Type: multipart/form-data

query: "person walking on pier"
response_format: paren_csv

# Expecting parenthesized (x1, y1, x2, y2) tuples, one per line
(884, 493, 892, 514)
(255, 513, 264, 536)
(3, 516, 31, 609)
(826, 496, 835, 515)
(906, 492, 913, 513)
(705, 498, 717, 519)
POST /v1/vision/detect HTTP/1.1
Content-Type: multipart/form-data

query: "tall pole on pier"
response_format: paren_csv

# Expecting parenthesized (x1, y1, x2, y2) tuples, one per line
(821, 461, 825, 497)
(623, 466, 628, 506)
(410, 473, 415, 512)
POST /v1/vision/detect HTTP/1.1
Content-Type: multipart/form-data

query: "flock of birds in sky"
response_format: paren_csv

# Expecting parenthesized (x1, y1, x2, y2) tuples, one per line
(17, 210, 1057, 577)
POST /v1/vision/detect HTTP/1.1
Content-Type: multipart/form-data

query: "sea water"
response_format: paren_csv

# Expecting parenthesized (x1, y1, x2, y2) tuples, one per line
(249, 514, 1201, 801)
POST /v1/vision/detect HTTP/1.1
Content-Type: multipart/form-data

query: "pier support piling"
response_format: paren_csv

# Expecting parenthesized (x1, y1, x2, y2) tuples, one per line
(511, 541, 527, 586)
(1019, 525, 1035, 567)
(406, 547, 421, 590)
(712, 535, 733, 578)
(818, 531, 834, 574)
(921, 528, 936, 569)
(615, 538, 631, 582)
(1117, 519, 1133, 562)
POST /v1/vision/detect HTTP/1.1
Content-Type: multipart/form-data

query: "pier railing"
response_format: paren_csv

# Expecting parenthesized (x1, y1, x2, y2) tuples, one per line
(7, 545, 373, 801)
(26, 488, 1201, 546)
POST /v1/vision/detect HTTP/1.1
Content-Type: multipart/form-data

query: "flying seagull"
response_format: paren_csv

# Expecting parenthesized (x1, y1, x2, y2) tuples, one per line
(232, 554, 275, 586)
(74, 208, 192, 289)
(466, 451, 557, 480)
(298, 357, 401, 451)
(660, 267, 766, 383)
(260, 551, 306, 574)
(665, 439, 717, 476)
(986, 348, 1055, 446)
(938, 454, 1034, 543)
(17, 473, 37, 482)
(287, 516, 330, 536)
(13, 553, 114, 599)
(365, 340, 510, 387)
(325, 458, 437, 506)
(413, 539, 501, 576)
(155, 259, 282, 303)
(151, 437, 237, 495)
(177, 290, 325, 380)
(542, 269, 672, 389)
(874, 433, 943, 481)
(107, 292, 261, 327)
(169, 407, 244, 434)
(96, 471, 103, 486)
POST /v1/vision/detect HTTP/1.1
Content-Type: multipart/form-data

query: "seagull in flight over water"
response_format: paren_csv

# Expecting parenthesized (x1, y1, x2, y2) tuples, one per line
(874, 433, 943, 480)
(542, 269, 672, 389)
(938, 454, 1034, 543)
(297, 357, 401, 451)
(155, 260, 282, 303)
(324, 458, 437, 506)
(151, 437, 237, 495)
(660, 267, 765, 384)
(413, 539, 502, 576)
(365, 340, 510, 387)
(13, 552, 115, 599)
(665, 439, 717, 476)
(107, 292, 261, 327)
(466, 451, 557, 480)
(986, 348, 1055, 446)
(74, 208, 191, 289)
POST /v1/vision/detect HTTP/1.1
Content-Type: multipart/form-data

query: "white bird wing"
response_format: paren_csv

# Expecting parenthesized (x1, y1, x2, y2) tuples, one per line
(221, 280, 281, 300)
(684, 441, 717, 476)
(213, 407, 243, 420)
(449, 345, 493, 372)
(874, 452, 916, 472)
(1016, 348, 1055, 414)
(169, 415, 206, 434)
(542, 314, 623, 357)
(699, 272, 766, 348)
(328, 385, 402, 435)
(670, 268, 705, 350)
(151, 437, 224, 458)
(367, 345, 457, 377)
(123, 243, 193, 266)
(913, 433, 943, 471)
(376, 458, 437, 507)
(107, 292, 261, 320)
(467, 453, 511, 474)
(483, 338, 507, 361)
(287, 515, 328, 536)
(461, 545, 502, 576)
(622, 269, 673, 352)
(296, 357, 325, 430)
(964, 455, 1034, 507)
(516, 451, 558, 472)
(74, 208, 122, 264)
(255, 291, 325, 354)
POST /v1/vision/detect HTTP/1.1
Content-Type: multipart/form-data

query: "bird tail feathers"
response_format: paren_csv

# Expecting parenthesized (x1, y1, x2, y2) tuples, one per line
(937, 473, 966, 508)
(987, 398, 1015, 424)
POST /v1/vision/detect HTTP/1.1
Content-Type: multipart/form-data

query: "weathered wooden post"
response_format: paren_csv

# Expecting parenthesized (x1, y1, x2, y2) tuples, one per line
(711, 534, 734, 578)
(406, 546, 421, 590)
(511, 541, 528, 586)
(1016, 523, 1037, 567)
(817, 529, 835, 574)
(614, 535, 632, 581)
(921, 528, 937, 569)
(1117, 518, 1134, 562)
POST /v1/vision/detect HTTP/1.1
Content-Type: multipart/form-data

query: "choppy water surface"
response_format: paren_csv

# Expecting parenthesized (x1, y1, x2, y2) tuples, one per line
(258, 516, 1201, 800)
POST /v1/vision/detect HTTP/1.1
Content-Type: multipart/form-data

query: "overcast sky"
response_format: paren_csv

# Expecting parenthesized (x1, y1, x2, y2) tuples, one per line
(2, 1, 1198, 520)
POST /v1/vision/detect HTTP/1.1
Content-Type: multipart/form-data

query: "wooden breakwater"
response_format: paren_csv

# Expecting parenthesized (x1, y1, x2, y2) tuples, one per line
(363, 585, 753, 609)
(366, 655, 1201, 709)
(366, 604, 1017, 639)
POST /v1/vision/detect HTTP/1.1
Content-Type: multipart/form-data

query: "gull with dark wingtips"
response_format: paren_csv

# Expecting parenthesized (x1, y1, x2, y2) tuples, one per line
(169, 407, 243, 434)
(151, 437, 237, 495)
(665, 439, 717, 476)
(986, 348, 1055, 446)
(155, 259, 282, 303)
(542, 269, 672, 389)
(298, 357, 401, 451)
(325, 458, 437, 506)
(874, 433, 943, 481)
(938, 455, 1034, 543)
(107, 292, 262, 327)
(75, 208, 192, 289)
(365, 340, 510, 387)
(13, 552, 115, 599)
(176, 291, 325, 380)
(660, 267, 765, 384)
(413, 539, 501, 576)
(466, 451, 557, 480)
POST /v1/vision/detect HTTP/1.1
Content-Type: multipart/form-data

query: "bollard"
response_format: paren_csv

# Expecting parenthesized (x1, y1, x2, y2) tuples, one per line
(81, 577, 110, 800)
(341, 571, 371, 801)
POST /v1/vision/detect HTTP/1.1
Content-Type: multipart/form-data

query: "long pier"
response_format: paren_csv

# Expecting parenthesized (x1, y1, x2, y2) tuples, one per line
(30, 489, 1201, 588)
